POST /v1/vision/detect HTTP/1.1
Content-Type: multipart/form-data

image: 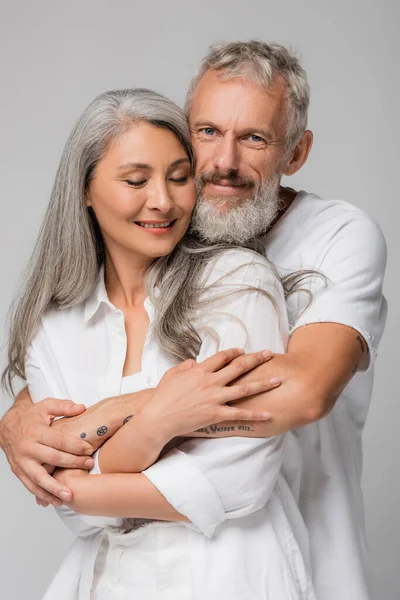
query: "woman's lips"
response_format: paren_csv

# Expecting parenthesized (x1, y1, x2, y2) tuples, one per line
(134, 220, 176, 235)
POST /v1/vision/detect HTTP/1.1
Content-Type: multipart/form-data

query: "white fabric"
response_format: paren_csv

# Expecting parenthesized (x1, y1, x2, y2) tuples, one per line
(25, 249, 315, 600)
(263, 191, 387, 600)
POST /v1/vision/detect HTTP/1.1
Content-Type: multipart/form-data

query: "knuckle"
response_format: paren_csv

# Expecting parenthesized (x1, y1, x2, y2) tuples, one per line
(220, 350, 231, 363)
(238, 384, 249, 396)
(233, 359, 246, 375)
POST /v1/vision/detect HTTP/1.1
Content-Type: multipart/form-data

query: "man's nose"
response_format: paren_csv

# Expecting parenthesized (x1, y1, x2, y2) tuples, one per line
(213, 136, 240, 173)
(146, 181, 174, 213)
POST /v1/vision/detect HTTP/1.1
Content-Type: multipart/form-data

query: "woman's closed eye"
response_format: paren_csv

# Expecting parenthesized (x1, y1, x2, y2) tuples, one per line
(169, 175, 190, 184)
(125, 179, 147, 188)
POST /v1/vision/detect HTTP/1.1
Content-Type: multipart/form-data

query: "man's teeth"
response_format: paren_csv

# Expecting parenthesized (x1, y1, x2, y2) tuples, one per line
(137, 222, 172, 229)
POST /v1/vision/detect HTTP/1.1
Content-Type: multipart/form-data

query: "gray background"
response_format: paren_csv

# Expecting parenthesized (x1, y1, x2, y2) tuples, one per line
(0, 1, 398, 598)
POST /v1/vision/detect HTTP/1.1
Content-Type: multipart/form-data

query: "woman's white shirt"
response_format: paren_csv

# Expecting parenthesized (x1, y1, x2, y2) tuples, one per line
(25, 249, 315, 600)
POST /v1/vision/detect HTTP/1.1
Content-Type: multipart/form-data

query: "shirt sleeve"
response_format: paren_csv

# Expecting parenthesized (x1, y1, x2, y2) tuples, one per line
(291, 216, 387, 370)
(25, 337, 123, 538)
(142, 251, 289, 537)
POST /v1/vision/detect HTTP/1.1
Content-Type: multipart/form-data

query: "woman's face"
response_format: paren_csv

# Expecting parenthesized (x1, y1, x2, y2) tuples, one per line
(86, 122, 195, 264)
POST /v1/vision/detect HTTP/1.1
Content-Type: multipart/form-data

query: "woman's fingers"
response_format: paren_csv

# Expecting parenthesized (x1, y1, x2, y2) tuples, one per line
(198, 348, 245, 373)
(214, 350, 272, 386)
(220, 376, 281, 405)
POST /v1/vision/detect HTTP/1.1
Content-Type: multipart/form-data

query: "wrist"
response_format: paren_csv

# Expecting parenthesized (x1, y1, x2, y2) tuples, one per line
(134, 407, 172, 451)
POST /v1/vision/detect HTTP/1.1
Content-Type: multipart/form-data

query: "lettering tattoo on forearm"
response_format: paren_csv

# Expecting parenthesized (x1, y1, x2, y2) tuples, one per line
(356, 334, 368, 354)
(123, 414, 133, 425)
(196, 424, 255, 435)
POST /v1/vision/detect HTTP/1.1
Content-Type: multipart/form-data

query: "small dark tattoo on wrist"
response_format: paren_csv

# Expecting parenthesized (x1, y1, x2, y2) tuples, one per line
(123, 415, 133, 425)
(80, 432, 87, 439)
(97, 425, 108, 437)
(356, 335, 365, 354)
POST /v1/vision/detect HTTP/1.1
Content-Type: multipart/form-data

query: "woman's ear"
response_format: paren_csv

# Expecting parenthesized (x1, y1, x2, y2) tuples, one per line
(282, 130, 313, 177)
(84, 191, 92, 208)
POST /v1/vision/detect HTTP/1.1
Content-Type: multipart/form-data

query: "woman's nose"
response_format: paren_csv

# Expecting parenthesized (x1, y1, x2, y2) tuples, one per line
(146, 182, 174, 213)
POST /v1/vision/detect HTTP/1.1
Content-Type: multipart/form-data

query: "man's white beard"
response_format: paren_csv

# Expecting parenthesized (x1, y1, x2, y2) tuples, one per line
(190, 173, 282, 245)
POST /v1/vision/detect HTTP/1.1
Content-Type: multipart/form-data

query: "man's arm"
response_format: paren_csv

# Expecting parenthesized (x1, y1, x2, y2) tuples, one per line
(189, 322, 368, 438)
(0, 388, 94, 505)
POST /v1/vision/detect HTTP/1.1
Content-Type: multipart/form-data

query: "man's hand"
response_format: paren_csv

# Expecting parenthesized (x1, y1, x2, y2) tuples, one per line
(0, 392, 94, 506)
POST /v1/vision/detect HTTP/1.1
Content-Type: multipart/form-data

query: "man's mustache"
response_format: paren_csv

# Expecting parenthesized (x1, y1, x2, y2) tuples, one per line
(196, 171, 256, 190)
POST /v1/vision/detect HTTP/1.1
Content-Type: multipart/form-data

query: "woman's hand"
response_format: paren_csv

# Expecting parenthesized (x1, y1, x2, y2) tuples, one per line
(140, 347, 280, 442)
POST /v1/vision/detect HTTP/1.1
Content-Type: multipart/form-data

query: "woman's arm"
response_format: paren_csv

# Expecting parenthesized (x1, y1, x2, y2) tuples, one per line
(55, 468, 187, 522)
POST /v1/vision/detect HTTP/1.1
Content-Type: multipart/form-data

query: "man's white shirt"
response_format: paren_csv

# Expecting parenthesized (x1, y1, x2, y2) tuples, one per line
(263, 190, 387, 600)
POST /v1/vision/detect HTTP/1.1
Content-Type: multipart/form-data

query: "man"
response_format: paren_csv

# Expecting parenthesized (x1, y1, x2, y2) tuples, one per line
(0, 41, 387, 599)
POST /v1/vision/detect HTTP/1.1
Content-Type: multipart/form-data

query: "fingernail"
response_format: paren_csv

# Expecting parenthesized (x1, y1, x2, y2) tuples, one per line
(269, 377, 280, 385)
(85, 458, 94, 467)
(261, 412, 272, 419)
(262, 350, 272, 358)
(53, 500, 62, 507)
(59, 490, 71, 501)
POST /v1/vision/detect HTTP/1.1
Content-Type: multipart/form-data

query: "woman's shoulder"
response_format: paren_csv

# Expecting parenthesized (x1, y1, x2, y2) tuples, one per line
(31, 301, 87, 346)
(202, 248, 281, 289)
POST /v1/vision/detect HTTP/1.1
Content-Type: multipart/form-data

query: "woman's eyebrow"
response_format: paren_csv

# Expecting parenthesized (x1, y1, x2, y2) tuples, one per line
(170, 158, 190, 167)
(118, 162, 151, 171)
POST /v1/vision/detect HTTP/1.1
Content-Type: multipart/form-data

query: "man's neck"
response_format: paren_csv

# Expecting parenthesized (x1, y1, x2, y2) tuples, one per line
(269, 186, 298, 230)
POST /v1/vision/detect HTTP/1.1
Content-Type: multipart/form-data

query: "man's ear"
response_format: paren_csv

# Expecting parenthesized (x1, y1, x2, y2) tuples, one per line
(283, 130, 313, 176)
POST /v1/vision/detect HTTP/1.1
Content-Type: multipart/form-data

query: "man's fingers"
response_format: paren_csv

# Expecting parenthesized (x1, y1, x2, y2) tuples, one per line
(199, 348, 245, 373)
(36, 497, 50, 507)
(38, 398, 86, 418)
(23, 462, 73, 503)
(19, 470, 64, 506)
(36, 443, 94, 470)
(37, 428, 93, 456)
(215, 350, 272, 386)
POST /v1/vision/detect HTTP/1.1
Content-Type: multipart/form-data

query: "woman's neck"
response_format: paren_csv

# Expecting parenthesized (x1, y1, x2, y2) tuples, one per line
(104, 247, 153, 310)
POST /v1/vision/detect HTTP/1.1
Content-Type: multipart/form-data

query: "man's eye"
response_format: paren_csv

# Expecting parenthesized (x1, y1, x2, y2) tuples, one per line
(126, 179, 146, 187)
(201, 127, 215, 136)
(248, 134, 264, 142)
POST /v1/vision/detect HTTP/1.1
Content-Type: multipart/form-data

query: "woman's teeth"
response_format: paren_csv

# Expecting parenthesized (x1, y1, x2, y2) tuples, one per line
(137, 222, 172, 229)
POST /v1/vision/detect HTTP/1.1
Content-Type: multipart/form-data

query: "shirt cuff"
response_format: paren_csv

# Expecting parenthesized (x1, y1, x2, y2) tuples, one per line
(142, 448, 226, 537)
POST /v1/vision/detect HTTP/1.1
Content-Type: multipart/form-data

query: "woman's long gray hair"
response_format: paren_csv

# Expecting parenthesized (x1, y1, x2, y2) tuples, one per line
(3, 88, 318, 396)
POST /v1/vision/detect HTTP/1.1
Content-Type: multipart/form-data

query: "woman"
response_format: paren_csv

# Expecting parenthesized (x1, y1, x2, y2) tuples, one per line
(4, 89, 315, 599)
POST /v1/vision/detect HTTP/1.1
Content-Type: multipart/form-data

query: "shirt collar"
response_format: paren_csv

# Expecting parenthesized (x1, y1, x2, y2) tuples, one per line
(83, 265, 113, 322)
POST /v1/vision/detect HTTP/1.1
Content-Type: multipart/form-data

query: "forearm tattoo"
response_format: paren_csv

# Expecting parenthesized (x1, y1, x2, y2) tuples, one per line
(123, 414, 133, 425)
(196, 424, 255, 435)
(96, 425, 108, 437)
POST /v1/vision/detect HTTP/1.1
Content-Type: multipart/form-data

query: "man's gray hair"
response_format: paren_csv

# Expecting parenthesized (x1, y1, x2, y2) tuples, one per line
(185, 40, 310, 152)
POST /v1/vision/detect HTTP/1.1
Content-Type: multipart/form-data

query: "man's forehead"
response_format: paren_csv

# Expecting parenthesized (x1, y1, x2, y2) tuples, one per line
(189, 70, 287, 132)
